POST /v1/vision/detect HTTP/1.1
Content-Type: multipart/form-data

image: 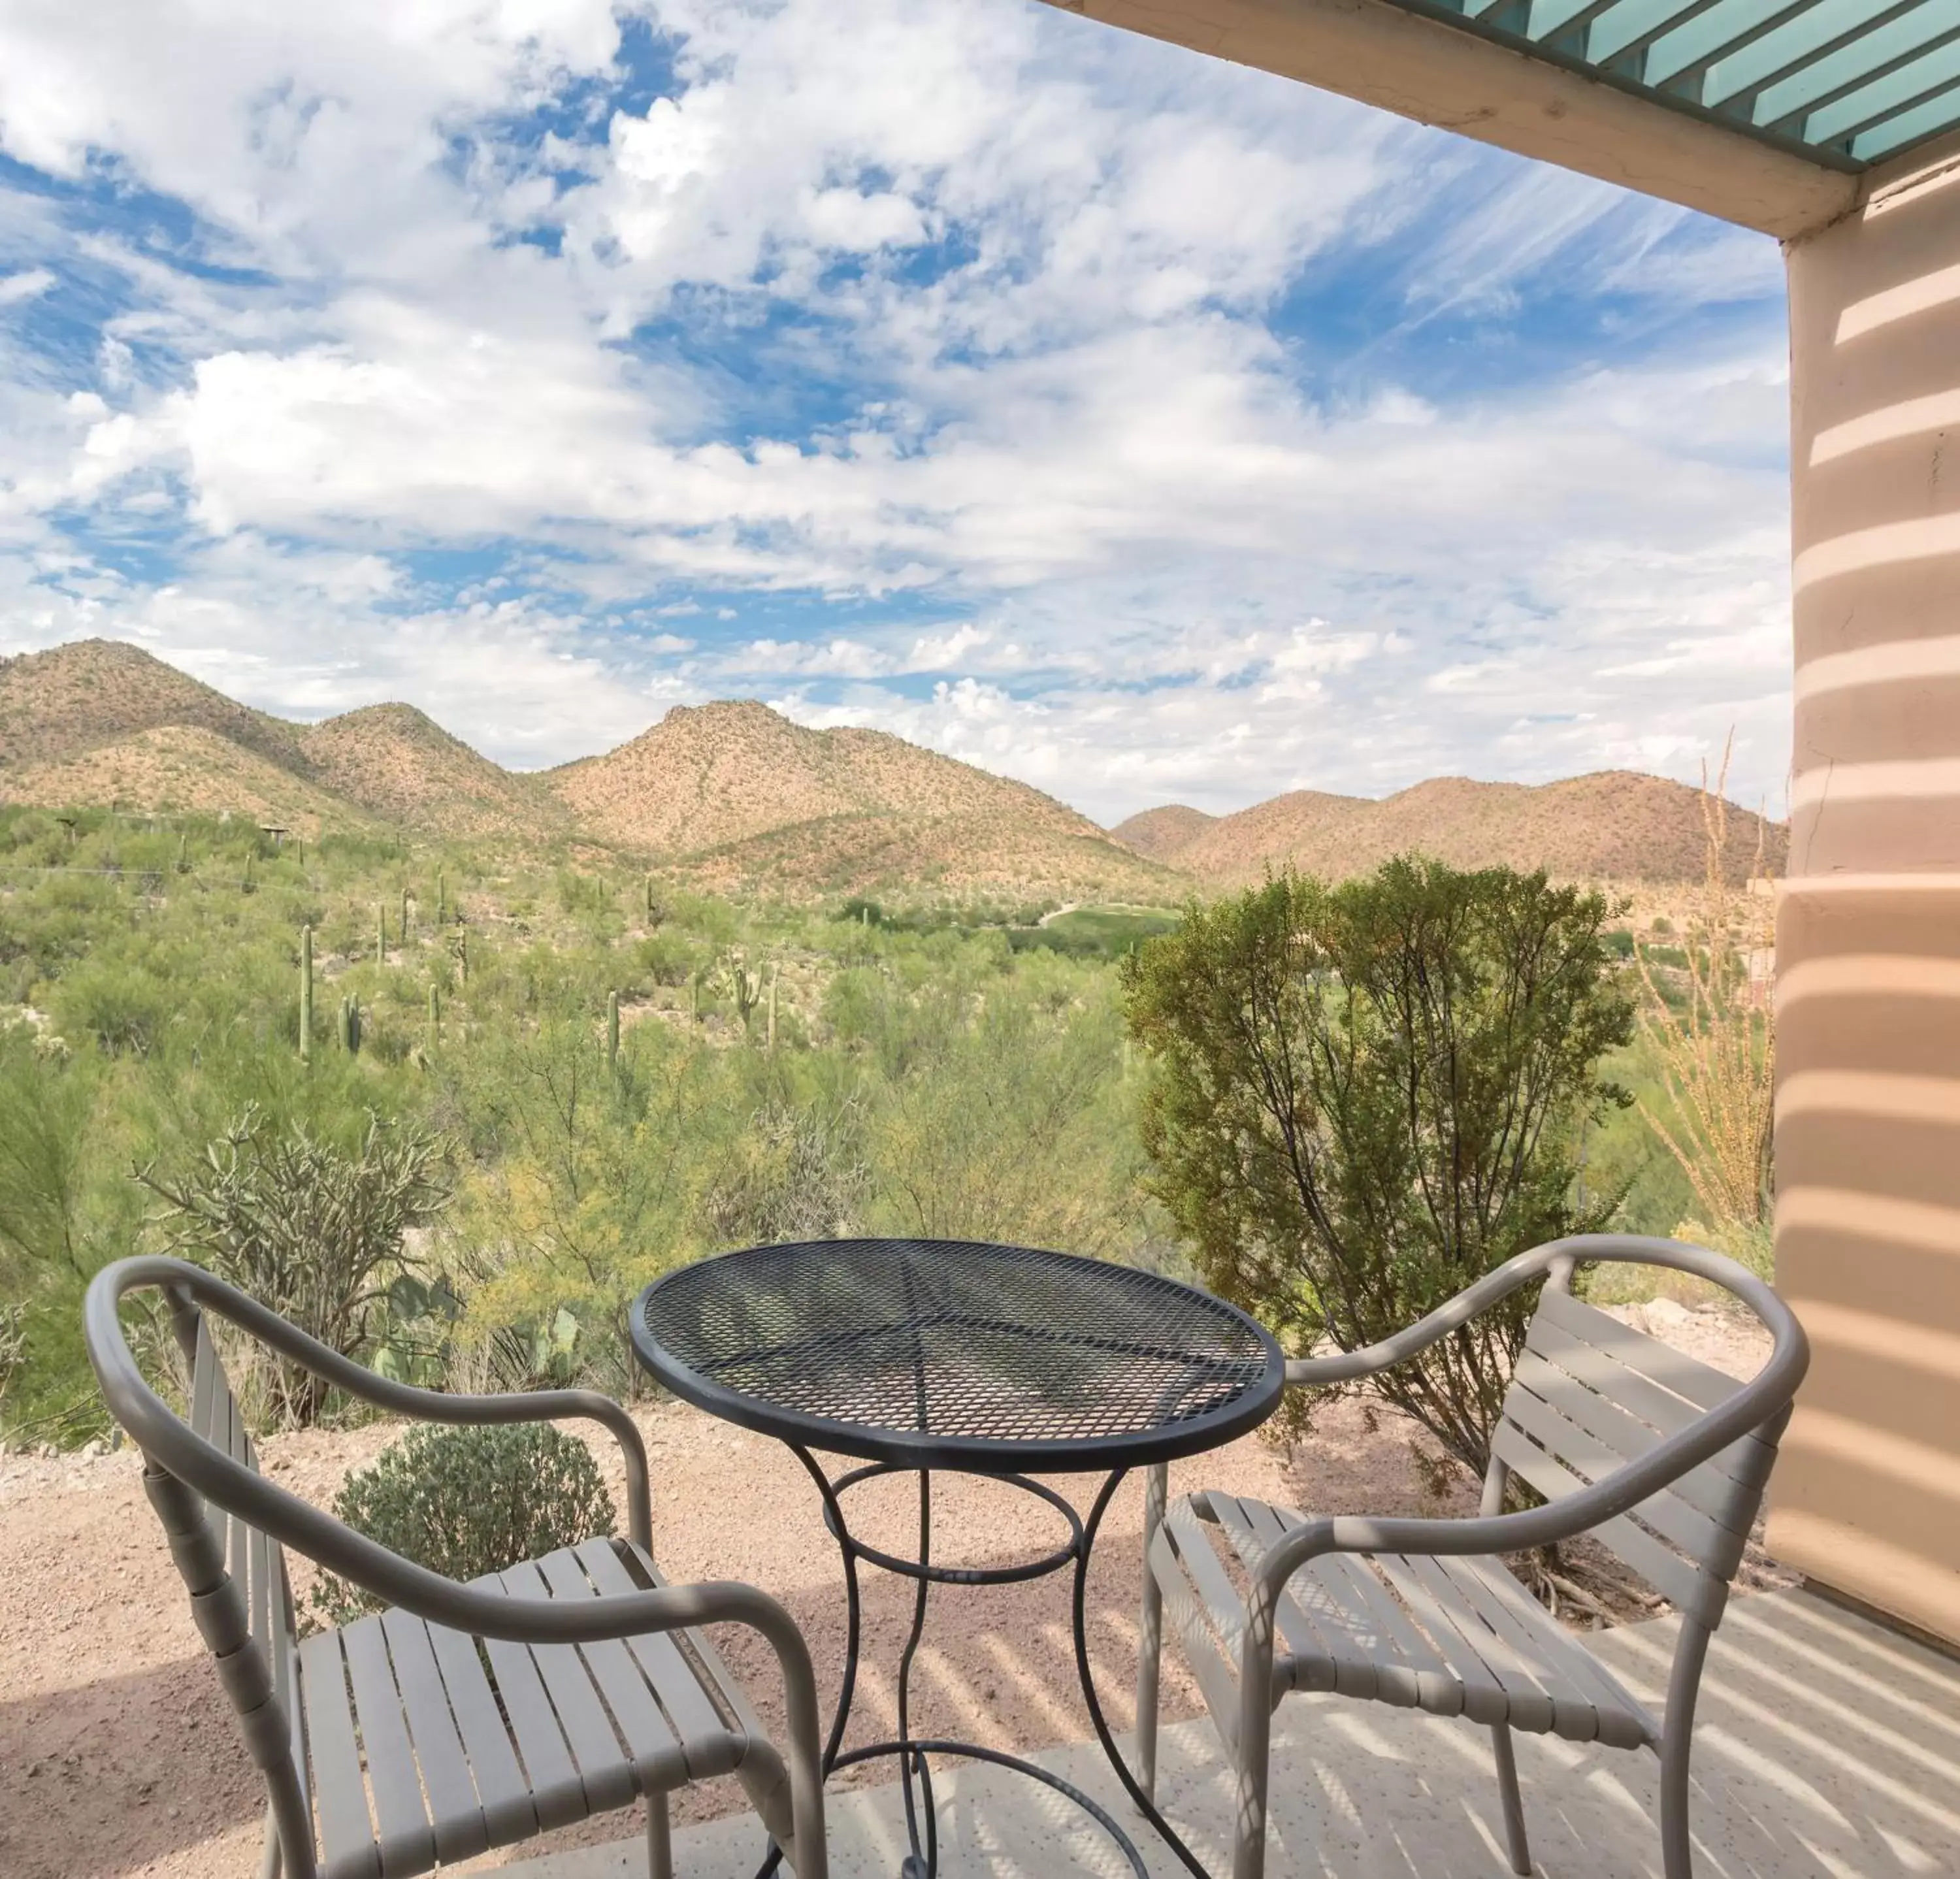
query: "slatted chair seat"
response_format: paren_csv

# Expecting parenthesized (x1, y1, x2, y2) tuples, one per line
(1131, 1234, 1810, 1879)
(1156, 1492, 1656, 1752)
(84, 1256, 829, 1879)
(302, 1537, 792, 1879)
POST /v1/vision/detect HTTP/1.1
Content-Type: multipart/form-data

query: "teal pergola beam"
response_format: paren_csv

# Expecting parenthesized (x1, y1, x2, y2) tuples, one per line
(1384, 0, 1960, 169)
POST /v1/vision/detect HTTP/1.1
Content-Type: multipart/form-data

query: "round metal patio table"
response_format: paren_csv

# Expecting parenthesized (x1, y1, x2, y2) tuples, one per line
(630, 1236, 1285, 1879)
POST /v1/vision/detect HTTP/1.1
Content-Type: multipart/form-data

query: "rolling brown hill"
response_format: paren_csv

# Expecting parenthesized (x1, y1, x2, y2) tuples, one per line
(0, 643, 1177, 897)
(547, 699, 1173, 896)
(1111, 803, 1217, 865)
(677, 806, 1183, 902)
(0, 642, 574, 848)
(302, 704, 572, 840)
(549, 699, 1100, 850)
(0, 639, 310, 774)
(1, 725, 376, 839)
(1120, 771, 1784, 888)
(0, 639, 1782, 898)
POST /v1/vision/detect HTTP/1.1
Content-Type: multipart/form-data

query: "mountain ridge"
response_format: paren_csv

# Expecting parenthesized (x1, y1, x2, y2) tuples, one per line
(0, 640, 1171, 897)
(0, 638, 1784, 896)
(1113, 769, 1784, 887)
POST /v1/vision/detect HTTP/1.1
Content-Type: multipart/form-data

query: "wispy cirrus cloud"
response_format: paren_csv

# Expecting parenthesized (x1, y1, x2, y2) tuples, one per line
(0, 0, 1791, 823)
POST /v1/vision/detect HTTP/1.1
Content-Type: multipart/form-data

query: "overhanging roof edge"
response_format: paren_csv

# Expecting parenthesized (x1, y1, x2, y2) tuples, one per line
(1058, 0, 1862, 238)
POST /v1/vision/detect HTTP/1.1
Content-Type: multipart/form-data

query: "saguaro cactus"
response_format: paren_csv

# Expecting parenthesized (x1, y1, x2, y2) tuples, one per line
(436, 870, 447, 926)
(376, 904, 386, 966)
(299, 924, 314, 1063)
(338, 995, 362, 1056)
(607, 989, 621, 1066)
(427, 984, 440, 1056)
(725, 958, 763, 1032)
(400, 886, 411, 940)
(766, 966, 779, 1053)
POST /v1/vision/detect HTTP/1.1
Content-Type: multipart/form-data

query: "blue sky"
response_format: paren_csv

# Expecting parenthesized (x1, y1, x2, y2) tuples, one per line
(0, 0, 1793, 824)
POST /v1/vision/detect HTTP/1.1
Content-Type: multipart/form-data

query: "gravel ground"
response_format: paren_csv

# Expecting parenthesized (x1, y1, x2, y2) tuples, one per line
(0, 1299, 1775, 1879)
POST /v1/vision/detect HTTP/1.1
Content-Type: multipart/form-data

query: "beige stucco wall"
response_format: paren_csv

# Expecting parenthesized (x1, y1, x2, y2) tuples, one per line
(1769, 146, 1960, 1640)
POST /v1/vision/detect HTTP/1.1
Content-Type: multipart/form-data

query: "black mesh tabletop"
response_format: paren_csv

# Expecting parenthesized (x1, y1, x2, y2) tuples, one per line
(631, 1237, 1285, 1471)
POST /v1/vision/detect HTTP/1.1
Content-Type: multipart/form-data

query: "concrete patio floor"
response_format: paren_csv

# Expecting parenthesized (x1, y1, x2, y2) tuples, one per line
(491, 1587, 1960, 1878)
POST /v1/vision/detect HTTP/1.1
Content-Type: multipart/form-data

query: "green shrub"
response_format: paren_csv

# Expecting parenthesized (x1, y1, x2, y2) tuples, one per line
(311, 1422, 616, 1627)
(1125, 857, 1635, 1477)
(137, 1107, 453, 1427)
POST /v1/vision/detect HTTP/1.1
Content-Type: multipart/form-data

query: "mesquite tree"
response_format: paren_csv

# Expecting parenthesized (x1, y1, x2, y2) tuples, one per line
(1124, 857, 1633, 1476)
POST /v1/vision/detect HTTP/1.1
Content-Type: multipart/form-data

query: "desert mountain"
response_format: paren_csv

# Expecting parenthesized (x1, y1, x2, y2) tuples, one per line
(1119, 771, 1784, 888)
(547, 699, 1177, 900)
(0, 638, 1782, 898)
(0, 642, 1176, 898)
(301, 704, 572, 840)
(0, 639, 308, 774)
(2, 724, 377, 840)
(1110, 804, 1218, 866)
(551, 700, 1092, 849)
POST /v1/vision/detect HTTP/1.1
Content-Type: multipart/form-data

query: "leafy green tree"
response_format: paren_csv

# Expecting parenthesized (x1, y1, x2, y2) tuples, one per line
(1124, 858, 1633, 1475)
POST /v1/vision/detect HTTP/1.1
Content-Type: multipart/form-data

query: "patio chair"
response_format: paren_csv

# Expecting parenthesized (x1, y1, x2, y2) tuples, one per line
(84, 1255, 829, 1879)
(1132, 1233, 1810, 1879)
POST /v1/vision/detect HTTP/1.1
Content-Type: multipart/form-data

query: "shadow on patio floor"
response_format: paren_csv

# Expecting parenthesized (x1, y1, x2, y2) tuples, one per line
(487, 1588, 1960, 1877)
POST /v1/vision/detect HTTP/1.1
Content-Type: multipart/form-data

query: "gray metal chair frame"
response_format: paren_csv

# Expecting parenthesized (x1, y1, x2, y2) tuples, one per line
(84, 1255, 830, 1879)
(1132, 1234, 1810, 1879)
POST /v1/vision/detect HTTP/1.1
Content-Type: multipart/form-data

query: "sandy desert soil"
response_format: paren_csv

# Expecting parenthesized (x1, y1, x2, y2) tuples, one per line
(0, 1298, 1777, 1879)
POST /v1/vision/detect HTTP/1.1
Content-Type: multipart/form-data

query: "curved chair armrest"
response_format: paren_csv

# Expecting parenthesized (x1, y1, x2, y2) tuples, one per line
(88, 1256, 828, 1871)
(1254, 1279, 1807, 1602)
(105, 1255, 652, 1548)
(1282, 1232, 1795, 1392)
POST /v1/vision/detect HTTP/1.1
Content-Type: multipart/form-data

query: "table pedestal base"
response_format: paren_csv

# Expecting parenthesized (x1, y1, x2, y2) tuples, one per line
(750, 1455, 1209, 1879)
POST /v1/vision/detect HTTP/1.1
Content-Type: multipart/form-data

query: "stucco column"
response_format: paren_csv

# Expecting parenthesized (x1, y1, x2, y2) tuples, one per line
(1768, 144, 1960, 1641)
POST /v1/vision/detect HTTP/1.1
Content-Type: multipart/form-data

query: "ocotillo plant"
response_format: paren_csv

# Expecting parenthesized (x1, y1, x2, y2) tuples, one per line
(299, 924, 314, 1064)
(607, 989, 621, 1067)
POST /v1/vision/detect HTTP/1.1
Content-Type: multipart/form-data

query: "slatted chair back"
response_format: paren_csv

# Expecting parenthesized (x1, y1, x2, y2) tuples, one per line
(1491, 1281, 1789, 1631)
(146, 1289, 307, 1831)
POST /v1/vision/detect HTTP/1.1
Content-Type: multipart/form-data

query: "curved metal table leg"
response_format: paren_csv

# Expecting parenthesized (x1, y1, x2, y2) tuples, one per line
(755, 1449, 867, 1879)
(757, 1453, 1154, 1879)
(1074, 1469, 1215, 1879)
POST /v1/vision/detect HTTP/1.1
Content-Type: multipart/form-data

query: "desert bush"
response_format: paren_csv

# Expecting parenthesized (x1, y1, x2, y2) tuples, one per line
(705, 1092, 868, 1246)
(310, 1422, 615, 1627)
(447, 1021, 717, 1394)
(138, 1107, 453, 1427)
(1635, 752, 1774, 1274)
(864, 962, 1145, 1256)
(0, 1038, 135, 1437)
(1125, 858, 1634, 1477)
